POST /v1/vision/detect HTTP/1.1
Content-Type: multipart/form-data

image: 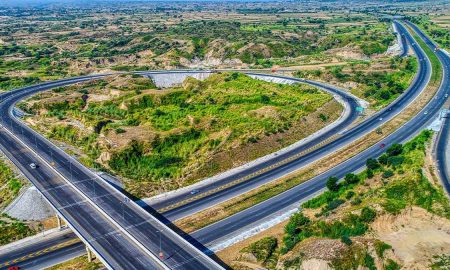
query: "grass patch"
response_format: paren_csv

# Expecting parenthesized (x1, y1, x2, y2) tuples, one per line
(0, 213, 35, 245)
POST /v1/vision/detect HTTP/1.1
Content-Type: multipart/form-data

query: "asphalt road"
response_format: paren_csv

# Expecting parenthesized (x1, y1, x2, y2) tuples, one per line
(150, 21, 430, 221)
(147, 74, 361, 219)
(192, 20, 450, 248)
(0, 121, 164, 270)
(0, 76, 224, 269)
(0, 71, 356, 270)
(1, 20, 448, 269)
(436, 104, 450, 194)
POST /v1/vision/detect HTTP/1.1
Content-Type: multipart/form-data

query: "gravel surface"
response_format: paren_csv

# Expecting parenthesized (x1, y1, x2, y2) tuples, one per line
(3, 186, 55, 220)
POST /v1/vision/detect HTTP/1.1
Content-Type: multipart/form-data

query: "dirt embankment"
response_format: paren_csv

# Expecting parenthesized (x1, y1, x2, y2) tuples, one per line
(372, 206, 450, 270)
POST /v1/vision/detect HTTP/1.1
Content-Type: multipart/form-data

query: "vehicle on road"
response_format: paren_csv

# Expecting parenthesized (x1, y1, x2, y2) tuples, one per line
(29, 163, 37, 169)
(190, 189, 200, 195)
(8, 266, 20, 270)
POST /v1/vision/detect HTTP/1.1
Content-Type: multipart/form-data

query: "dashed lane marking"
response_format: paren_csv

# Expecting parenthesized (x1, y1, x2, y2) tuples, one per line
(0, 238, 81, 268)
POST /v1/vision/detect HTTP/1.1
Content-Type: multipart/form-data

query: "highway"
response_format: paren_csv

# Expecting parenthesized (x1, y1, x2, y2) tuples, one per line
(192, 20, 450, 248)
(147, 21, 429, 221)
(0, 71, 358, 270)
(436, 104, 450, 194)
(0, 77, 225, 269)
(1, 20, 449, 269)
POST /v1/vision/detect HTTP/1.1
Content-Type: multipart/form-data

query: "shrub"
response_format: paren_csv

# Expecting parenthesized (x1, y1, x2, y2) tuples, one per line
(115, 128, 126, 134)
(387, 143, 403, 157)
(374, 240, 391, 258)
(363, 252, 376, 270)
(387, 156, 405, 167)
(385, 259, 401, 270)
(382, 199, 406, 214)
(366, 169, 374, 179)
(383, 170, 394, 178)
(242, 237, 277, 263)
(325, 199, 345, 211)
(378, 153, 389, 165)
(351, 197, 362, 205)
(341, 235, 352, 245)
(345, 191, 355, 199)
(344, 173, 359, 185)
(359, 207, 377, 223)
(366, 158, 380, 170)
(326, 176, 339, 192)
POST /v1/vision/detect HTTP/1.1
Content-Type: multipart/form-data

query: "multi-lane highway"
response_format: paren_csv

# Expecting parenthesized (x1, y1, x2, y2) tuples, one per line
(0, 70, 359, 269)
(192, 20, 450, 248)
(147, 20, 429, 221)
(0, 76, 225, 269)
(1, 20, 449, 269)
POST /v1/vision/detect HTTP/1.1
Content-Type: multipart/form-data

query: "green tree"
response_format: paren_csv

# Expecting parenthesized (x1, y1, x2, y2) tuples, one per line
(326, 176, 339, 192)
(387, 143, 403, 157)
(344, 173, 359, 185)
(366, 158, 380, 170)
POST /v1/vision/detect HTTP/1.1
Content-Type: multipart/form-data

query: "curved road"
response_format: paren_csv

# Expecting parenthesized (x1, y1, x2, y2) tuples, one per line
(150, 20, 428, 221)
(1, 20, 448, 269)
(0, 72, 357, 269)
(192, 20, 450, 248)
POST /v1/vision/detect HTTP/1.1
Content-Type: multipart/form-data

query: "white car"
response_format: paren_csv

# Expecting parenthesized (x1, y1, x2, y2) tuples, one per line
(29, 163, 37, 169)
(190, 189, 200, 195)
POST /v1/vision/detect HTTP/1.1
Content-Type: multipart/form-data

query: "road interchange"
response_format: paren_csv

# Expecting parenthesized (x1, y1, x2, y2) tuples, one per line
(0, 20, 449, 269)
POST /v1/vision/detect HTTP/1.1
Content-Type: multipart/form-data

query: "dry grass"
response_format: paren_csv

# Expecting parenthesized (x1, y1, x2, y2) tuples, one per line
(45, 255, 103, 270)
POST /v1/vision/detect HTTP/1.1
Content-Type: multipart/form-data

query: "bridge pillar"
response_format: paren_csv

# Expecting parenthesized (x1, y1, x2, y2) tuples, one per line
(86, 245, 93, 262)
(56, 214, 62, 229)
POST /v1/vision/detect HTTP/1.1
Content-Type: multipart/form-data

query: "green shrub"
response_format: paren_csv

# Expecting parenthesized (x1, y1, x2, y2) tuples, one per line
(383, 170, 394, 178)
(345, 191, 355, 199)
(115, 128, 126, 134)
(387, 143, 403, 157)
(363, 252, 376, 270)
(344, 173, 359, 185)
(385, 259, 400, 270)
(359, 207, 376, 223)
(366, 158, 380, 170)
(341, 235, 352, 245)
(325, 199, 345, 211)
(241, 237, 277, 263)
(374, 240, 391, 258)
(326, 176, 339, 192)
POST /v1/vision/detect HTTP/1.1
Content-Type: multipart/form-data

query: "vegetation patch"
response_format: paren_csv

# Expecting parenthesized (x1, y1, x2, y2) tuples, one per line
(0, 213, 35, 245)
(21, 72, 337, 197)
(235, 130, 449, 269)
(295, 56, 417, 109)
(0, 156, 24, 210)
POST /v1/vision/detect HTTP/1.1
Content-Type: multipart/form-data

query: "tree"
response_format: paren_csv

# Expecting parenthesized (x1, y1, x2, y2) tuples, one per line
(366, 158, 380, 170)
(326, 176, 339, 192)
(378, 153, 388, 165)
(387, 143, 403, 157)
(344, 173, 359, 185)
